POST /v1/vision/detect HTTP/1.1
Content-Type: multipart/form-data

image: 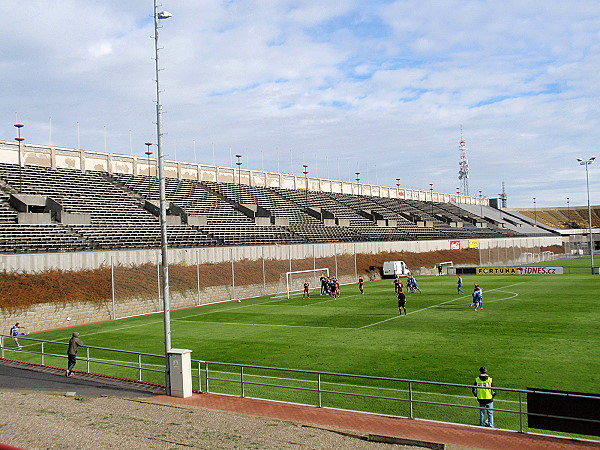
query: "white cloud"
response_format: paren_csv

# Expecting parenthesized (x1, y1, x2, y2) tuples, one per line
(0, 0, 598, 207)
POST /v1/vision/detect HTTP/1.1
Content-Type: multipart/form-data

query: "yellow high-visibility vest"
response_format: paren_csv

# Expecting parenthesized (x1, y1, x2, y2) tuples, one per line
(475, 376, 494, 400)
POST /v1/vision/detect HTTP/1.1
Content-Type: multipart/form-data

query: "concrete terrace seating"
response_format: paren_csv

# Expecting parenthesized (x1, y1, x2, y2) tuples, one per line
(0, 224, 90, 252)
(0, 163, 219, 251)
(112, 174, 306, 245)
(0, 190, 18, 223)
(0, 162, 532, 253)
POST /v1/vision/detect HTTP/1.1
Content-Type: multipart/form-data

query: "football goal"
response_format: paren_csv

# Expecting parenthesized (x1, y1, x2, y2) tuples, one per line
(277, 268, 330, 299)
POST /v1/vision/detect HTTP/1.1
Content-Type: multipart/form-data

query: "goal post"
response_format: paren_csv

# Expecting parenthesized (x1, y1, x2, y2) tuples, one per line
(279, 268, 329, 299)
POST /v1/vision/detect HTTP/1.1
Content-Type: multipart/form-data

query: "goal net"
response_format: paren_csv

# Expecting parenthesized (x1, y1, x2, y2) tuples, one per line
(277, 268, 330, 299)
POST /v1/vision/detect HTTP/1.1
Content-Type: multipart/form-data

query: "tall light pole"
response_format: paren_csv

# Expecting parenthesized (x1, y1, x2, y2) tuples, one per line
(396, 178, 401, 197)
(533, 197, 537, 226)
(430, 183, 434, 216)
(145, 142, 153, 199)
(566, 197, 570, 227)
(303, 164, 309, 208)
(479, 190, 483, 219)
(235, 154, 242, 204)
(355, 172, 360, 196)
(577, 157, 596, 272)
(14, 123, 24, 193)
(153, 0, 173, 395)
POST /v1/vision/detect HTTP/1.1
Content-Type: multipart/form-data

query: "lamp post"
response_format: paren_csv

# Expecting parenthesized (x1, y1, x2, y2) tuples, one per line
(235, 154, 242, 204)
(566, 197, 570, 227)
(355, 172, 360, 196)
(145, 142, 153, 199)
(456, 187, 460, 195)
(153, 0, 173, 395)
(396, 178, 401, 197)
(14, 123, 24, 193)
(430, 183, 434, 216)
(577, 157, 596, 272)
(533, 197, 537, 226)
(479, 190, 483, 219)
(303, 164, 309, 208)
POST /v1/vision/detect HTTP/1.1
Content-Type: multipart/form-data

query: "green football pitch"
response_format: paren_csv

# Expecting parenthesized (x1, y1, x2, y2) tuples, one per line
(9, 272, 599, 434)
(24, 273, 599, 391)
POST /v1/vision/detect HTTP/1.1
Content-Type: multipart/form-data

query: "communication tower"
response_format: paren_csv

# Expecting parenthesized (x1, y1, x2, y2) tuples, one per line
(499, 182, 508, 208)
(458, 127, 469, 196)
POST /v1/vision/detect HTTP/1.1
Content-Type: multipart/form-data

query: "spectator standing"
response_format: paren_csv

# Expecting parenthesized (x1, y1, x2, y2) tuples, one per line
(66, 332, 84, 377)
(472, 366, 496, 427)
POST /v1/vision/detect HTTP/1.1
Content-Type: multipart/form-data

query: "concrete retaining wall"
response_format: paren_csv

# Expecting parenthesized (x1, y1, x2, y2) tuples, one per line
(0, 236, 563, 273)
(1, 273, 364, 333)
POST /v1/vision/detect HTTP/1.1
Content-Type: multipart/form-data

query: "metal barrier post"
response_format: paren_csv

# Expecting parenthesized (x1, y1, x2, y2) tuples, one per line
(41, 342, 45, 366)
(86, 347, 90, 373)
(198, 361, 202, 392)
(409, 381, 414, 418)
(318, 373, 322, 407)
(1, 336, 4, 359)
(519, 391, 524, 433)
(205, 362, 210, 393)
(241, 366, 245, 397)
(138, 354, 143, 381)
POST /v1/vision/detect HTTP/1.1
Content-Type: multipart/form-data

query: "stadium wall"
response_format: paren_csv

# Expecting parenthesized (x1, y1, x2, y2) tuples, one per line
(0, 140, 487, 205)
(0, 236, 563, 273)
(0, 275, 363, 332)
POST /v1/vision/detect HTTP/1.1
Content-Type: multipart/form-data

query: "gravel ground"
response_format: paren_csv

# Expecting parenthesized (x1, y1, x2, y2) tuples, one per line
(0, 390, 424, 449)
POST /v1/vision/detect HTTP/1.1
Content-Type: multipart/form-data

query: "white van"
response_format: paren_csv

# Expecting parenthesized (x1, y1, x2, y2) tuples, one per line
(382, 261, 410, 278)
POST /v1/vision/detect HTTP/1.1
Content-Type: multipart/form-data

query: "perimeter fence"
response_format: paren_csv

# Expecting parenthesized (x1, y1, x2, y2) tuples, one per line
(2, 336, 598, 439)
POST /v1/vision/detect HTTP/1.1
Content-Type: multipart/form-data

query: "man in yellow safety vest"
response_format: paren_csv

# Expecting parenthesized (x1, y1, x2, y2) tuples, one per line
(472, 366, 496, 427)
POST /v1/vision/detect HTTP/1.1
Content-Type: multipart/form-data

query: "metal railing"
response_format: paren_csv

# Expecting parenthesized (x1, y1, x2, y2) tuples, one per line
(2, 336, 598, 437)
(1, 335, 165, 384)
(194, 360, 599, 436)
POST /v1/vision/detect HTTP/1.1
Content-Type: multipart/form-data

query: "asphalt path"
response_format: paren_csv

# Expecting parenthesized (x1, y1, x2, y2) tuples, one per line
(0, 360, 164, 398)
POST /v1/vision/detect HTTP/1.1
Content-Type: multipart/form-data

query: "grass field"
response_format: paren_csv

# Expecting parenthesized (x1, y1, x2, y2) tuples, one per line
(7, 271, 600, 435)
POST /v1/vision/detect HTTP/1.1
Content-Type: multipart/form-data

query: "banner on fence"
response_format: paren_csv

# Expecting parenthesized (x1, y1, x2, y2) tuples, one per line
(476, 266, 564, 275)
(518, 266, 564, 275)
(476, 267, 519, 275)
(450, 240, 461, 250)
(468, 240, 479, 249)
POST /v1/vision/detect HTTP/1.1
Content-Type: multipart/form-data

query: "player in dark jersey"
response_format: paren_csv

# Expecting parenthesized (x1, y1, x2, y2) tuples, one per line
(397, 283, 407, 315)
(358, 276, 365, 294)
(394, 277, 402, 294)
(320, 275, 327, 295)
(303, 281, 310, 298)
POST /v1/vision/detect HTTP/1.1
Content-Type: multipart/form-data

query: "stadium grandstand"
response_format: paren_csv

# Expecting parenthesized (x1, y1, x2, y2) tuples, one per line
(514, 206, 600, 230)
(0, 139, 562, 258)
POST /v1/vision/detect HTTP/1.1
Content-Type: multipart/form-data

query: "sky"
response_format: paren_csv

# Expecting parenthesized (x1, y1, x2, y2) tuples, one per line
(1, 0, 599, 208)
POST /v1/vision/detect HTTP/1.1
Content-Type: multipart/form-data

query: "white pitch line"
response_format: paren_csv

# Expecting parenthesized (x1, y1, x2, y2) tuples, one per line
(172, 320, 355, 330)
(483, 290, 519, 304)
(358, 282, 526, 329)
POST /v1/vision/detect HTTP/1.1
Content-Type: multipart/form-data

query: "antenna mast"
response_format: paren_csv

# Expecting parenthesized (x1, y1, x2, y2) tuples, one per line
(458, 126, 470, 196)
(499, 181, 508, 208)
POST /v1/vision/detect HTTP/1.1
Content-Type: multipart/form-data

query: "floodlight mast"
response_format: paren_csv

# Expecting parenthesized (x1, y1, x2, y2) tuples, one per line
(153, 0, 173, 395)
(578, 157, 596, 273)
